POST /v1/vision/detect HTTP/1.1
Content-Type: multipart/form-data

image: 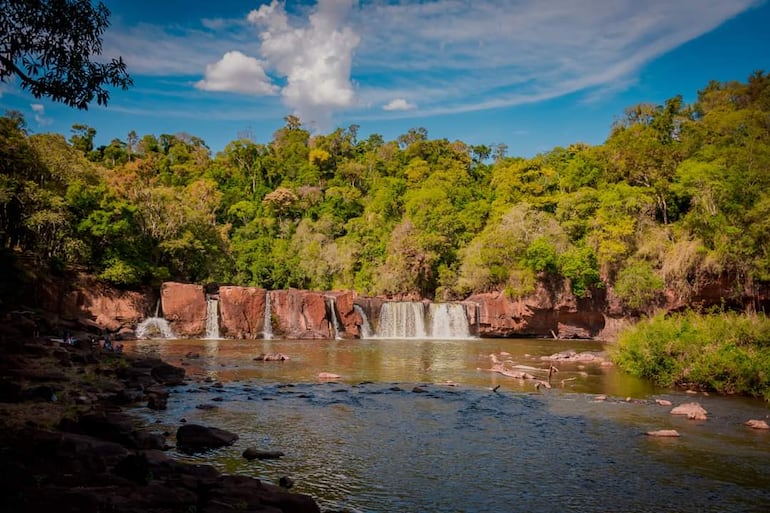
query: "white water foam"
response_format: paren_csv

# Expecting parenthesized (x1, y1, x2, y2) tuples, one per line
(135, 317, 176, 339)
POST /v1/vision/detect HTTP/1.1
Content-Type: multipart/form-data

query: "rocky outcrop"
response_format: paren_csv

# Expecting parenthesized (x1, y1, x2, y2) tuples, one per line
(466, 282, 606, 338)
(328, 290, 363, 338)
(270, 289, 333, 339)
(160, 282, 206, 337)
(219, 286, 267, 339)
(36, 273, 152, 334)
(0, 336, 321, 513)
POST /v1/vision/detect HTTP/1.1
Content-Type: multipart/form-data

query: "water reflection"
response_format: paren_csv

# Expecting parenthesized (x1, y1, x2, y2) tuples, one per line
(129, 338, 628, 394)
(126, 338, 770, 513)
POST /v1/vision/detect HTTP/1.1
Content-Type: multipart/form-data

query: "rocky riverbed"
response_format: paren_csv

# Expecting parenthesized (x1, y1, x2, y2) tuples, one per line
(0, 334, 320, 513)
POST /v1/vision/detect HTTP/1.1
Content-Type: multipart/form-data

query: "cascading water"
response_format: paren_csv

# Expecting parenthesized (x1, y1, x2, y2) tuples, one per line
(375, 302, 428, 338)
(429, 303, 471, 339)
(135, 317, 176, 339)
(262, 292, 273, 340)
(205, 298, 221, 339)
(326, 296, 342, 340)
(354, 305, 374, 339)
(374, 301, 473, 339)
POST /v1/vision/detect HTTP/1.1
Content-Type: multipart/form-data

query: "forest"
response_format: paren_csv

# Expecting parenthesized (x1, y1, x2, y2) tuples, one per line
(2, 72, 769, 312)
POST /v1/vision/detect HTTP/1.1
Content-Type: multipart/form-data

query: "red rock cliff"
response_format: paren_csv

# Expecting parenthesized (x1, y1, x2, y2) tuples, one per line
(218, 286, 267, 339)
(160, 282, 206, 337)
(36, 273, 151, 334)
(466, 281, 606, 338)
(270, 289, 333, 339)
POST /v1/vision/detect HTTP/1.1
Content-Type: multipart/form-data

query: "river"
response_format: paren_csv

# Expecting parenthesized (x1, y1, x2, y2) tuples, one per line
(126, 337, 770, 513)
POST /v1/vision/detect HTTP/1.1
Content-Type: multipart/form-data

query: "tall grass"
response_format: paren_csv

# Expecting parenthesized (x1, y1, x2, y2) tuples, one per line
(612, 311, 770, 400)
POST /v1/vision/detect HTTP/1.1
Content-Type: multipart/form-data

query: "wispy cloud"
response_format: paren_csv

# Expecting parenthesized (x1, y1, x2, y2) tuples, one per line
(350, 0, 760, 116)
(102, 0, 761, 125)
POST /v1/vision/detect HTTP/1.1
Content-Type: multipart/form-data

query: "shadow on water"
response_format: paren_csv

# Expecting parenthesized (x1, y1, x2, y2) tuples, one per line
(127, 338, 770, 513)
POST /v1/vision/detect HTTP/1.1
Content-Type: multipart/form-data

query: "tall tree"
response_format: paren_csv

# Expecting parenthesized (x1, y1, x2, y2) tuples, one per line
(0, 0, 132, 109)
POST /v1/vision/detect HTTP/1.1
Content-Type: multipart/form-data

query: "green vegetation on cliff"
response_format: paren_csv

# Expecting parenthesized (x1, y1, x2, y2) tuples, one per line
(2, 73, 769, 307)
(612, 312, 770, 400)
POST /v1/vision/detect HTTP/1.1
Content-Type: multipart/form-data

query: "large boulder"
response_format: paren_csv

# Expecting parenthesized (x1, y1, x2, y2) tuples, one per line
(218, 286, 267, 339)
(176, 424, 239, 454)
(161, 282, 206, 337)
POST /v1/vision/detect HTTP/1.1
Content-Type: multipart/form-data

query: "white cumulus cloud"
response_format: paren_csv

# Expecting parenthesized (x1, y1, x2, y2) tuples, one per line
(383, 98, 416, 111)
(195, 51, 278, 95)
(247, 0, 360, 128)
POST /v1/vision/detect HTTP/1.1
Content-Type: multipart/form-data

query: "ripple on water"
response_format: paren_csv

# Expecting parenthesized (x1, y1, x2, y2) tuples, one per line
(126, 337, 770, 513)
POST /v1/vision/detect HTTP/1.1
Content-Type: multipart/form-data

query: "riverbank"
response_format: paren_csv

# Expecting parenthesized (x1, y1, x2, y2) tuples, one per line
(612, 311, 770, 400)
(0, 334, 320, 513)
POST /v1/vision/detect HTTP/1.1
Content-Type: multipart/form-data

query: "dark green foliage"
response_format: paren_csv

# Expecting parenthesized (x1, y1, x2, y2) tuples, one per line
(0, 0, 132, 109)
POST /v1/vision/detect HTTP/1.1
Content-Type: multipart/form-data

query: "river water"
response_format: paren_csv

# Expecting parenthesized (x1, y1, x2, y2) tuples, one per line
(126, 338, 770, 513)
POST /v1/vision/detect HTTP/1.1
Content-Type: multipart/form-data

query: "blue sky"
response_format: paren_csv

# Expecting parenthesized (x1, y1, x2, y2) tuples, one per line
(2, 0, 770, 157)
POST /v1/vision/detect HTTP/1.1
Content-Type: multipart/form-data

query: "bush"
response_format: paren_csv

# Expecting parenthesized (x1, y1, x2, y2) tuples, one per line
(612, 312, 770, 400)
(558, 246, 601, 298)
(614, 261, 664, 311)
(99, 257, 142, 286)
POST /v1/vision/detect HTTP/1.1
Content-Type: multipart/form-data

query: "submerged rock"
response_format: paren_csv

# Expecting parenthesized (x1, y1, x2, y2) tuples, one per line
(243, 447, 285, 460)
(255, 352, 290, 361)
(646, 430, 681, 437)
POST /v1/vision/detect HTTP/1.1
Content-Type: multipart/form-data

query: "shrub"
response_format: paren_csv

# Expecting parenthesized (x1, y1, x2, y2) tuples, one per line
(613, 312, 770, 400)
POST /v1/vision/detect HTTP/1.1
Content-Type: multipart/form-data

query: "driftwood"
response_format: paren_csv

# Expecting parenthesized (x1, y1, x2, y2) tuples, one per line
(486, 354, 544, 381)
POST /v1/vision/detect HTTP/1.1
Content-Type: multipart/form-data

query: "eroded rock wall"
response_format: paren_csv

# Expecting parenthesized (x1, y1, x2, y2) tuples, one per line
(466, 281, 606, 338)
(270, 289, 332, 339)
(35, 273, 151, 334)
(218, 286, 266, 339)
(328, 290, 363, 339)
(160, 282, 206, 337)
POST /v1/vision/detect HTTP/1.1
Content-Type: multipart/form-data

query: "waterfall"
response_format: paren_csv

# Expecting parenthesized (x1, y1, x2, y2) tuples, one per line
(205, 298, 221, 339)
(262, 292, 273, 340)
(429, 303, 471, 339)
(375, 302, 428, 338)
(326, 296, 342, 340)
(354, 305, 374, 339)
(374, 301, 473, 339)
(136, 317, 175, 339)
